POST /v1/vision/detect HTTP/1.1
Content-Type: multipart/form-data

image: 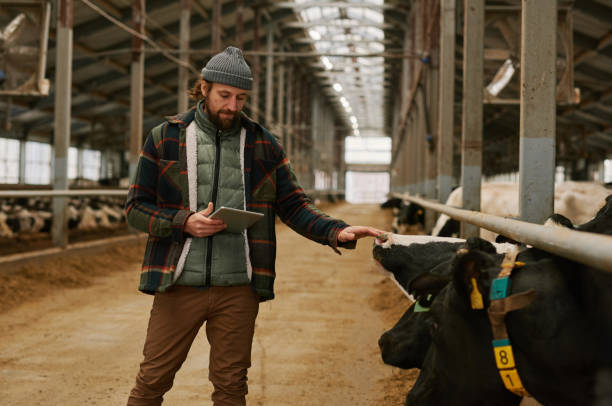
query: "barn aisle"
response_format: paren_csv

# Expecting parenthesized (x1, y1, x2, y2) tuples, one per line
(0, 202, 416, 405)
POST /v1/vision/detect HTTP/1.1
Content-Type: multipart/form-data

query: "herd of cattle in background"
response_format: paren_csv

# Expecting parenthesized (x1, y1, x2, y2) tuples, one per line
(2, 179, 612, 403)
(376, 181, 612, 405)
(0, 195, 126, 239)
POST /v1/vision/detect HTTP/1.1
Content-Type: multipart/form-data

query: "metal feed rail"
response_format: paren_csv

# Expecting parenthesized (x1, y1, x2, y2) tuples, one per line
(0, 190, 343, 199)
(0, 190, 128, 198)
(393, 194, 612, 274)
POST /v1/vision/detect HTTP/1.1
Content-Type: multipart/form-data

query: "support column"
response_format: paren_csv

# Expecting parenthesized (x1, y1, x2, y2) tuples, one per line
(286, 64, 294, 154)
(414, 0, 424, 196)
(129, 0, 145, 182)
(416, 87, 425, 195)
(391, 98, 401, 192)
(52, 0, 73, 248)
(18, 136, 26, 184)
(77, 147, 84, 178)
(265, 24, 274, 127)
(211, 0, 221, 53)
(460, 0, 484, 238)
(311, 93, 320, 189)
(408, 8, 418, 195)
(408, 112, 417, 194)
(251, 7, 260, 121)
(426, 53, 439, 201)
(235, 0, 244, 48)
(276, 62, 285, 143)
(292, 67, 301, 160)
(177, 0, 191, 112)
(519, 0, 557, 224)
(437, 0, 456, 205)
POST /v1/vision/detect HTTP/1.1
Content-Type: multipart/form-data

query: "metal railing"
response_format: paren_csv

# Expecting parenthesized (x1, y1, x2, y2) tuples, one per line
(393, 193, 612, 274)
(0, 190, 128, 198)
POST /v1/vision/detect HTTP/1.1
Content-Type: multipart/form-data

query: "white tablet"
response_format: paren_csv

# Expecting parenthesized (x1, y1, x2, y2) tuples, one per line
(209, 207, 264, 233)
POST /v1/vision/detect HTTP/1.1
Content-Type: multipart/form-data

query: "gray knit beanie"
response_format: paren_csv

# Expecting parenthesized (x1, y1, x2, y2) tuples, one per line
(201, 46, 253, 90)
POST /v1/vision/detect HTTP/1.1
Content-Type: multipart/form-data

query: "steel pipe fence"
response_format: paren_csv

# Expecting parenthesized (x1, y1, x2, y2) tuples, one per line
(0, 190, 128, 198)
(393, 193, 612, 274)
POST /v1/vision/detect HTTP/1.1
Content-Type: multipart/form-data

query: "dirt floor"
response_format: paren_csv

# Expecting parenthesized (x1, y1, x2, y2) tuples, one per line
(0, 202, 420, 405)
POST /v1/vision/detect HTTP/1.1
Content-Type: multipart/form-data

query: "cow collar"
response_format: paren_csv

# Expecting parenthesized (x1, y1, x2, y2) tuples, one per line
(476, 246, 536, 398)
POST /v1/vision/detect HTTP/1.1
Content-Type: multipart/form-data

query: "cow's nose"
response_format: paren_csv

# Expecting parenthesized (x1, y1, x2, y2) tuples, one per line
(378, 331, 395, 352)
(375, 233, 389, 245)
(378, 332, 397, 362)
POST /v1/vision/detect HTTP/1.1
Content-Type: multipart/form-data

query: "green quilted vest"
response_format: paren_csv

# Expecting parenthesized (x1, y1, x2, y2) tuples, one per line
(176, 102, 250, 287)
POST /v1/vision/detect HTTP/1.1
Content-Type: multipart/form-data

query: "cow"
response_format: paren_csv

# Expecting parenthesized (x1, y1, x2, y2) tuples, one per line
(0, 211, 14, 238)
(381, 197, 402, 209)
(376, 212, 587, 371)
(0, 195, 127, 237)
(381, 197, 426, 234)
(432, 181, 611, 242)
(401, 195, 612, 406)
(373, 234, 513, 370)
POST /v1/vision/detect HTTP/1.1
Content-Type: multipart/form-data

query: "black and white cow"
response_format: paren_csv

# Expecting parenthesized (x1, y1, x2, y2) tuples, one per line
(0, 195, 127, 237)
(432, 181, 611, 242)
(381, 197, 426, 234)
(399, 196, 612, 406)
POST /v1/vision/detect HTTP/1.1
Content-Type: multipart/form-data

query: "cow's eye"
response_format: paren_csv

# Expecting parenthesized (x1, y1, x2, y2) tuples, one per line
(421, 293, 434, 307)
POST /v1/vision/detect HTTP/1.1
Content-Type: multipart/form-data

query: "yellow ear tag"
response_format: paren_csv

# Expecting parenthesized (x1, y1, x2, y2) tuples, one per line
(515, 261, 525, 268)
(470, 277, 484, 309)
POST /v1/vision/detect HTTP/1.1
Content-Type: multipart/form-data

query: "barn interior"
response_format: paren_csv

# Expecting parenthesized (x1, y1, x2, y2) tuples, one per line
(1, 1, 611, 211)
(1, 1, 612, 404)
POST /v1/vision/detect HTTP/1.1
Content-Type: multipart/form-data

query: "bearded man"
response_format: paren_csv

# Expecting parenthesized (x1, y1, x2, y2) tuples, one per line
(125, 46, 382, 406)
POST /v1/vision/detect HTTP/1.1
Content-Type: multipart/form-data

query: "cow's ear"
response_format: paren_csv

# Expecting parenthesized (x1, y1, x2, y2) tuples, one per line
(408, 273, 451, 299)
(452, 250, 496, 310)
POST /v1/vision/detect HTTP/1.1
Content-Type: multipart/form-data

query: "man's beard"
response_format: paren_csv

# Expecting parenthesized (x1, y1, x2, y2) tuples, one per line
(206, 105, 238, 130)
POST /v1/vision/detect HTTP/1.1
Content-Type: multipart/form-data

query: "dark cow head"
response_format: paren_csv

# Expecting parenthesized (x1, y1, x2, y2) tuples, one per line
(391, 201, 426, 233)
(372, 233, 466, 291)
(404, 247, 524, 406)
(381, 197, 403, 209)
(398, 202, 425, 227)
(376, 236, 506, 371)
(378, 282, 446, 370)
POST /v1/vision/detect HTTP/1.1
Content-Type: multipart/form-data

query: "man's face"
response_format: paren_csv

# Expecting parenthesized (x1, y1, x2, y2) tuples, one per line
(202, 82, 249, 129)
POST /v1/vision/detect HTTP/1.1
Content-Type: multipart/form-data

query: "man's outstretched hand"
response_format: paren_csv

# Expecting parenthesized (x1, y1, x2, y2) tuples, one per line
(337, 226, 385, 243)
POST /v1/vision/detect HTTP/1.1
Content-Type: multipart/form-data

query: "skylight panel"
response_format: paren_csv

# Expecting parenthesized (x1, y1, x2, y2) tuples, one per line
(308, 29, 321, 40)
(320, 7, 339, 19)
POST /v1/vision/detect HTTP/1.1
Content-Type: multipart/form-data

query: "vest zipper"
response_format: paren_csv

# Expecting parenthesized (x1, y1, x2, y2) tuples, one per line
(206, 129, 222, 286)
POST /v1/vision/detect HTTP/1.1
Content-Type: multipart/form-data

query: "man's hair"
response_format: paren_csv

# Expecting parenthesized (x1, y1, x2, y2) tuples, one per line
(188, 79, 213, 102)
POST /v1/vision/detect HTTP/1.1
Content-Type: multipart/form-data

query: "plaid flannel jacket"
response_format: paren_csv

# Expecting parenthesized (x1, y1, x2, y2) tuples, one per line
(125, 107, 355, 301)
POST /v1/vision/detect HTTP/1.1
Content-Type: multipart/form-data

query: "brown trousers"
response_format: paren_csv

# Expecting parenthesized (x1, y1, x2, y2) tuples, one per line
(127, 285, 259, 406)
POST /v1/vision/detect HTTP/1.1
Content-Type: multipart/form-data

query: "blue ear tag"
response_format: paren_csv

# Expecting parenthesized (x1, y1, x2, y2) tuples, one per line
(490, 277, 511, 300)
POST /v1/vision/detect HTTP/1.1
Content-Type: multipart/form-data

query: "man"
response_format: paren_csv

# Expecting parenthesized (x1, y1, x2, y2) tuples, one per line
(125, 46, 383, 406)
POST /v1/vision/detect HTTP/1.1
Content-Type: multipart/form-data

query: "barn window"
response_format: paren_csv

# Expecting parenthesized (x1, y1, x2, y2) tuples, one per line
(82, 149, 102, 181)
(604, 159, 612, 183)
(0, 138, 20, 184)
(344, 136, 391, 165)
(68, 147, 78, 179)
(346, 171, 389, 204)
(24, 141, 51, 185)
